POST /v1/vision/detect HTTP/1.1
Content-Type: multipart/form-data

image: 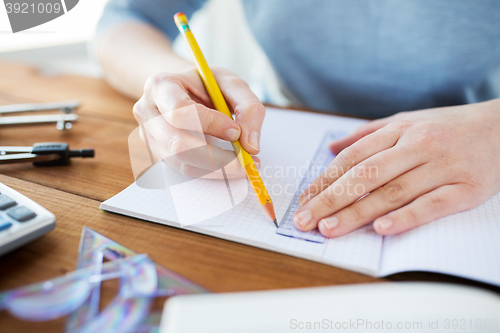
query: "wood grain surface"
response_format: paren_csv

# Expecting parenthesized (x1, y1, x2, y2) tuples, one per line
(0, 61, 497, 332)
(0, 175, 381, 332)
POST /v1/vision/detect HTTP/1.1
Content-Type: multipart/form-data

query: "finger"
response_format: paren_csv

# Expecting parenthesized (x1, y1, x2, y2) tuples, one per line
(147, 76, 242, 142)
(165, 104, 242, 142)
(299, 126, 401, 206)
(163, 153, 250, 180)
(216, 71, 265, 155)
(294, 145, 424, 232)
(134, 73, 198, 126)
(317, 163, 447, 238)
(172, 141, 243, 175)
(373, 183, 483, 235)
(133, 95, 161, 125)
(142, 114, 241, 173)
(163, 155, 260, 179)
(145, 131, 238, 176)
(145, 73, 208, 111)
(178, 69, 216, 108)
(329, 118, 392, 154)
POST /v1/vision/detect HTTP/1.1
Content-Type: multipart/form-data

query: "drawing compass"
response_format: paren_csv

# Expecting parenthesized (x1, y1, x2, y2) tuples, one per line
(0, 100, 79, 130)
(0, 142, 94, 166)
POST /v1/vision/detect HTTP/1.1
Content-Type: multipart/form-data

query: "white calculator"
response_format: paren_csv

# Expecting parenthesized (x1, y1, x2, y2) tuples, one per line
(0, 182, 56, 256)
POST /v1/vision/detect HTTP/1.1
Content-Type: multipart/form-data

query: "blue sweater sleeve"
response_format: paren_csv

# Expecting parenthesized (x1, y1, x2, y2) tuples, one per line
(95, 0, 208, 41)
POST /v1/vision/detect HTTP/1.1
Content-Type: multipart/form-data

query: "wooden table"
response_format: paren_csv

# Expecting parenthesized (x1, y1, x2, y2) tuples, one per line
(0, 61, 497, 332)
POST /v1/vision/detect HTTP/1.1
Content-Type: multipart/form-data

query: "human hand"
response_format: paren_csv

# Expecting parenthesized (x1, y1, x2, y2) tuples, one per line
(294, 99, 500, 237)
(133, 67, 264, 179)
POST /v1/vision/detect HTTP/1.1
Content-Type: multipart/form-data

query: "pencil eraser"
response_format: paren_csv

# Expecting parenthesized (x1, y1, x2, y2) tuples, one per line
(174, 12, 187, 23)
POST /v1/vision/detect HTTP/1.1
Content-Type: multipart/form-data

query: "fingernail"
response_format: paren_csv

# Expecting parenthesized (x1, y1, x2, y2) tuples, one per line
(293, 210, 311, 227)
(248, 131, 260, 151)
(375, 218, 393, 230)
(255, 161, 261, 169)
(299, 194, 313, 206)
(225, 128, 240, 142)
(320, 216, 339, 230)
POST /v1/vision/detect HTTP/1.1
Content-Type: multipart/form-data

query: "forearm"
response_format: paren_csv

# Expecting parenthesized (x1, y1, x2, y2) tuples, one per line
(96, 22, 193, 99)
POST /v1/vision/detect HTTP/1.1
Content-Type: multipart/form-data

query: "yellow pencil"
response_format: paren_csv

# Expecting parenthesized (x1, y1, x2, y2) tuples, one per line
(174, 12, 277, 227)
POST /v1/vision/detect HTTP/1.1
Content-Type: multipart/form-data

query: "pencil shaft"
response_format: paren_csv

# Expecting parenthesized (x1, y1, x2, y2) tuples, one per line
(174, 13, 277, 225)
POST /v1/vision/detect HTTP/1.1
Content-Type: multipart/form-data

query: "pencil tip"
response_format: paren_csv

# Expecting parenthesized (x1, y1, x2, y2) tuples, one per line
(273, 219, 278, 228)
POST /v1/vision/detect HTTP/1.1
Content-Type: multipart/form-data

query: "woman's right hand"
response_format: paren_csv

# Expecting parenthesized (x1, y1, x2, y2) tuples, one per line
(133, 67, 265, 179)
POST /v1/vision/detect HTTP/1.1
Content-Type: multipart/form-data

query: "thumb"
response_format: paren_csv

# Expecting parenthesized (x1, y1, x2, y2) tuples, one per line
(233, 102, 265, 154)
(214, 69, 265, 155)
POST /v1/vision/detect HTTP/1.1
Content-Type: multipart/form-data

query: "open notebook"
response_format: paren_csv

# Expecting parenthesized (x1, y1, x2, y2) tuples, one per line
(101, 107, 500, 286)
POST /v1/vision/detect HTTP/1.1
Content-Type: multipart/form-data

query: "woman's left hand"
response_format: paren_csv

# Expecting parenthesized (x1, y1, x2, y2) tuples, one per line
(294, 99, 500, 237)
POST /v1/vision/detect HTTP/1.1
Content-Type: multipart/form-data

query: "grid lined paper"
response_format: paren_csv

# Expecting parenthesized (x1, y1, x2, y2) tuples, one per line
(102, 108, 383, 275)
(103, 107, 500, 284)
(379, 192, 500, 286)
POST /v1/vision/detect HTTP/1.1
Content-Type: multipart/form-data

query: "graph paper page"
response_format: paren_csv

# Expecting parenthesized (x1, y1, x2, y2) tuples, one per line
(101, 107, 384, 275)
(379, 193, 500, 286)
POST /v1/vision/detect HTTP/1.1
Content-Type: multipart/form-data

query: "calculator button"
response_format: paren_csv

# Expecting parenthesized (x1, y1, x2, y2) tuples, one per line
(7, 206, 37, 222)
(0, 222, 12, 231)
(0, 195, 16, 210)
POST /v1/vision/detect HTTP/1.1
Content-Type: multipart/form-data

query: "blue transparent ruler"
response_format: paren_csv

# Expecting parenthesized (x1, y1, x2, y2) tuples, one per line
(276, 131, 347, 243)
